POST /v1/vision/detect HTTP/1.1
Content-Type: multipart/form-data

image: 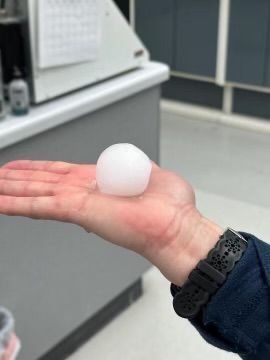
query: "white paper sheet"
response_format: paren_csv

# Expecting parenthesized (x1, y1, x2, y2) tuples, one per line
(37, 0, 104, 69)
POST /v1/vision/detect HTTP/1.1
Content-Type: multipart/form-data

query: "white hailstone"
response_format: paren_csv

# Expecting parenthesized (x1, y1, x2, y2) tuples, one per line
(96, 143, 152, 197)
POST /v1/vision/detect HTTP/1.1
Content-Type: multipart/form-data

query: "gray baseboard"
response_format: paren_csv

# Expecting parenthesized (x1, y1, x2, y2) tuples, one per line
(233, 88, 270, 120)
(162, 77, 223, 109)
(38, 278, 143, 360)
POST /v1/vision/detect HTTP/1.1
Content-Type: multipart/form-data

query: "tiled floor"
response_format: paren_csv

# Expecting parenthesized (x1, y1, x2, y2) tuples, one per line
(161, 110, 270, 209)
(68, 111, 270, 360)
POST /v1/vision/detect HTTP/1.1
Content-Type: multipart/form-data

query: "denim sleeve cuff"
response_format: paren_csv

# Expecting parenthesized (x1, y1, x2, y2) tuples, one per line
(189, 233, 270, 358)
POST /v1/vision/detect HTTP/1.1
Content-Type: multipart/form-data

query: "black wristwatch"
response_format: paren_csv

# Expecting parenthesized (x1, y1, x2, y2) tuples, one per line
(170, 228, 248, 319)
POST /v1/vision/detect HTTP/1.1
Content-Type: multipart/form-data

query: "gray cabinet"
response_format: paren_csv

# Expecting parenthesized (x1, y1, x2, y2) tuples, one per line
(174, 0, 219, 77)
(264, 14, 270, 86)
(135, 0, 175, 67)
(135, 0, 219, 78)
(227, 0, 270, 86)
(0, 86, 160, 360)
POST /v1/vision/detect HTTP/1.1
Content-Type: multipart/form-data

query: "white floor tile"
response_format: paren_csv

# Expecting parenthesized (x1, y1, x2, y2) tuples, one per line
(161, 111, 270, 208)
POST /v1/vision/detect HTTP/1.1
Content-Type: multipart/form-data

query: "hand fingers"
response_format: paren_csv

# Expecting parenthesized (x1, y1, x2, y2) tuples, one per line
(2, 159, 158, 177)
(0, 179, 57, 197)
(1, 160, 97, 180)
(0, 196, 68, 220)
(2, 160, 75, 174)
(0, 168, 61, 183)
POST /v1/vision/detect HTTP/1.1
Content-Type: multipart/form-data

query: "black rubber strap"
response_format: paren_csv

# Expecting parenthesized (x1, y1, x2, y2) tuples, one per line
(172, 282, 209, 318)
(171, 228, 248, 319)
(189, 270, 219, 294)
(197, 260, 226, 285)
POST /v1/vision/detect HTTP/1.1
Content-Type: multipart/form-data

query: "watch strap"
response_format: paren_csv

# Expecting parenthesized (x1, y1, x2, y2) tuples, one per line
(171, 228, 248, 319)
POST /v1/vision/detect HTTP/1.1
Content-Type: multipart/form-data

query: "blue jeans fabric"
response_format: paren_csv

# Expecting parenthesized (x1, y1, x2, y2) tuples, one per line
(189, 233, 270, 359)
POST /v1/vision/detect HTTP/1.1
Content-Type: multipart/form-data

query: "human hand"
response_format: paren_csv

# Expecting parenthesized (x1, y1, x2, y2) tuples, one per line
(0, 160, 222, 286)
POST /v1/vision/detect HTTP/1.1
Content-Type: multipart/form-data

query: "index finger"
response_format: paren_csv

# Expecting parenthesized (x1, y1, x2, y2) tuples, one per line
(1, 160, 75, 174)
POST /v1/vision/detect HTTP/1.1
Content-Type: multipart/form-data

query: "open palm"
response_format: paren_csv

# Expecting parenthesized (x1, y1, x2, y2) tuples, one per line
(0, 160, 199, 271)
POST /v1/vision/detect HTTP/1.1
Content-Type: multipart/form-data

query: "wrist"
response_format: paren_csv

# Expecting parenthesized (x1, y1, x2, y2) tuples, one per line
(158, 210, 223, 287)
(180, 216, 224, 285)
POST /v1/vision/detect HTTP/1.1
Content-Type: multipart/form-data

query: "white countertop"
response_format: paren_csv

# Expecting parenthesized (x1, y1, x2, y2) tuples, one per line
(0, 61, 169, 151)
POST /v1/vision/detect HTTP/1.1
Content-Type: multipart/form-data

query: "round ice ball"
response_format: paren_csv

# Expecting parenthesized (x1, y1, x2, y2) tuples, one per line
(96, 143, 152, 197)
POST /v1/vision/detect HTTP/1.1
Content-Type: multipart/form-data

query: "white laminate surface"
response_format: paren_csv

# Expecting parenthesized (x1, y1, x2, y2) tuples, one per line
(0, 62, 169, 151)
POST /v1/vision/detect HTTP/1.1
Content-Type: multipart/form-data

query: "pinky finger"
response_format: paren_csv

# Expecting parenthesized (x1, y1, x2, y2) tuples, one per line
(0, 179, 56, 197)
(0, 196, 69, 221)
